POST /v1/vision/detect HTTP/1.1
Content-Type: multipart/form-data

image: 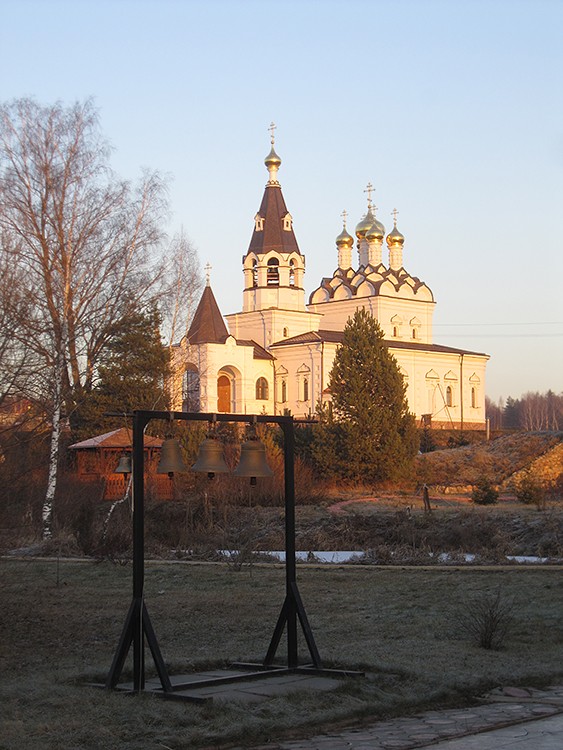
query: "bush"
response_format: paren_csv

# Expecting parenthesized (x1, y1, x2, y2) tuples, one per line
(514, 475, 545, 508)
(457, 588, 514, 650)
(471, 478, 498, 505)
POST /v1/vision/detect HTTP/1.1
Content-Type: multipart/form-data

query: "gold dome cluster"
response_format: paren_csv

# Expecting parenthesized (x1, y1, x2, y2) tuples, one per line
(336, 192, 405, 251)
(343, 209, 398, 245)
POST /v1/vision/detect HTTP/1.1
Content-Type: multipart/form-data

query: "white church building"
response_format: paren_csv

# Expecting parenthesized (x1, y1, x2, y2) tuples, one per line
(170, 135, 489, 430)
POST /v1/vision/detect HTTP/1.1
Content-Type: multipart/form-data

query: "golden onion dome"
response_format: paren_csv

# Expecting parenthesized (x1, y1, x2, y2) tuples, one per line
(355, 209, 375, 239)
(264, 145, 282, 168)
(387, 224, 405, 246)
(336, 226, 354, 247)
(366, 218, 385, 241)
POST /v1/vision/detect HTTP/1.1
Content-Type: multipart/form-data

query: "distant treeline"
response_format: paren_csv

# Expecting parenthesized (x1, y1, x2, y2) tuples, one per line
(486, 391, 563, 431)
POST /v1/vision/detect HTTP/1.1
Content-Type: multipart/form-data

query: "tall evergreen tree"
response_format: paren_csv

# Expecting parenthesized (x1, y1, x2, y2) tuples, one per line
(72, 305, 170, 439)
(313, 308, 418, 483)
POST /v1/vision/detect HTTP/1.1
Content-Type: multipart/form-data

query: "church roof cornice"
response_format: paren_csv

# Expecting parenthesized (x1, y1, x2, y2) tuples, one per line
(270, 329, 488, 358)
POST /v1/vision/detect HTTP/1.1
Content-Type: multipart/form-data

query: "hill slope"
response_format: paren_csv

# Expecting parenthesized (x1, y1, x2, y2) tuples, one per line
(416, 432, 563, 489)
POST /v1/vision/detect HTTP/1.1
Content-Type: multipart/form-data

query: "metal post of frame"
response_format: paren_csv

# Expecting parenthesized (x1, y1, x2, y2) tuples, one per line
(106, 411, 172, 692)
(263, 418, 321, 669)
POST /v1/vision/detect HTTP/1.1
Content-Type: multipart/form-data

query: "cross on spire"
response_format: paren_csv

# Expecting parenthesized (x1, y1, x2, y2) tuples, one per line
(268, 121, 277, 144)
(392, 207, 399, 226)
(204, 262, 212, 286)
(364, 182, 374, 208)
(340, 209, 348, 228)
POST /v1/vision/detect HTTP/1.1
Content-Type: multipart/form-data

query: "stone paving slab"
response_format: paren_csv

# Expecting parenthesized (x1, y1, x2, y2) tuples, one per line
(418, 712, 563, 750)
(240, 686, 563, 750)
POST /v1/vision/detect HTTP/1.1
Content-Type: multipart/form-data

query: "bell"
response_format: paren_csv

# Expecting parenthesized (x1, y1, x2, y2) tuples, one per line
(233, 438, 274, 485)
(157, 438, 189, 476)
(191, 437, 230, 480)
(115, 454, 132, 474)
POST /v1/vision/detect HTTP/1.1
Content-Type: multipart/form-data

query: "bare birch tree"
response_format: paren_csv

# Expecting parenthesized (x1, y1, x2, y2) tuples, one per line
(160, 228, 203, 348)
(0, 98, 170, 537)
(0, 232, 35, 406)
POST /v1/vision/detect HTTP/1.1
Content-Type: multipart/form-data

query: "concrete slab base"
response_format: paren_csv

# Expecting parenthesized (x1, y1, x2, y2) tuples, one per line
(116, 667, 346, 704)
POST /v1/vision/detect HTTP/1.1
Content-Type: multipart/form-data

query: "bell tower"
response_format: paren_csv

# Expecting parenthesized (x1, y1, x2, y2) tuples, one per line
(241, 123, 306, 313)
(226, 125, 321, 349)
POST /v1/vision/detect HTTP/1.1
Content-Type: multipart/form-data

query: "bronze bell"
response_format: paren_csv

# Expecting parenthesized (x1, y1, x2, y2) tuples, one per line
(157, 438, 189, 476)
(191, 437, 230, 479)
(233, 438, 274, 485)
(115, 454, 132, 474)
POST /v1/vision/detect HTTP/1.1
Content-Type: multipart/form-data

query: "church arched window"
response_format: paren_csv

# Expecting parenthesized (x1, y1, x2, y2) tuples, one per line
(255, 377, 269, 400)
(303, 377, 309, 402)
(252, 259, 258, 288)
(183, 366, 200, 411)
(267, 258, 279, 286)
(471, 387, 477, 408)
(446, 386, 453, 407)
(289, 259, 295, 287)
(281, 379, 287, 403)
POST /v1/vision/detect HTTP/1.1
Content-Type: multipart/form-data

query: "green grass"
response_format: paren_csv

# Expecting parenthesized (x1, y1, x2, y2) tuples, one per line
(2, 559, 563, 749)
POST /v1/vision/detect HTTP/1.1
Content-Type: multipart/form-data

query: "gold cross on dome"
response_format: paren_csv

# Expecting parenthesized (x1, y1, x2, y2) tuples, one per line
(341, 209, 348, 228)
(392, 207, 399, 226)
(364, 182, 374, 208)
(204, 262, 212, 286)
(268, 121, 277, 144)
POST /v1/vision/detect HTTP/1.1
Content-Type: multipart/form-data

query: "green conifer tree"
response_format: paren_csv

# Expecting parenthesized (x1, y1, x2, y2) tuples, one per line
(312, 308, 418, 483)
(72, 305, 170, 439)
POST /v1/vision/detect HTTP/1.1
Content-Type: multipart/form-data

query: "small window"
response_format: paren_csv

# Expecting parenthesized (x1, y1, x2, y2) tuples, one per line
(283, 327, 289, 337)
(303, 377, 309, 402)
(281, 379, 287, 403)
(471, 387, 477, 408)
(267, 258, 279, 286)
(393, 326, 398, 337)
(252, 259, 258, 288)
(255, 377, 269, 400)
(412, 328, 417, 340)
(446, 386, 453, 407)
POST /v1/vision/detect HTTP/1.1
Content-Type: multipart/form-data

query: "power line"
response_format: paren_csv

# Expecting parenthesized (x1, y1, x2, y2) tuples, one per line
(439, 333, 563, 339)
(434, 321, 563, 327)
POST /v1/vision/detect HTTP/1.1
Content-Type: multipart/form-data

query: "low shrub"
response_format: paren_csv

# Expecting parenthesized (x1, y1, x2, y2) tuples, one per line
(471, 478, 498, 505)
(514, 474, 545, 508)
(457, 588, 514, 650)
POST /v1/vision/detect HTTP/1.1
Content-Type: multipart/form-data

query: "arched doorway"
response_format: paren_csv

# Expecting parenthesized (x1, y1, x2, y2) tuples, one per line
(217, 375, 231, 413)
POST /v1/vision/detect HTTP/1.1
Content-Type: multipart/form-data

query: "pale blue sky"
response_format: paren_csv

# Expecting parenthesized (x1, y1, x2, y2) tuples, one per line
(2, 0, 562, 402)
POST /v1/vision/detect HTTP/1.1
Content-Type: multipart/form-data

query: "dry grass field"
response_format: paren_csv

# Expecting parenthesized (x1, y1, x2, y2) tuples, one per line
(2, 558, 563, 749)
